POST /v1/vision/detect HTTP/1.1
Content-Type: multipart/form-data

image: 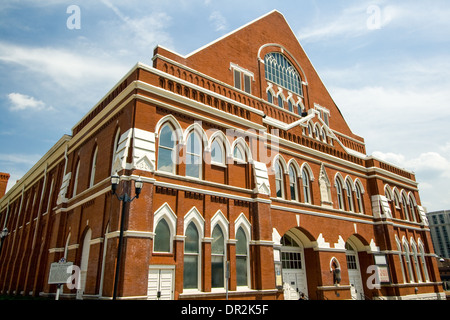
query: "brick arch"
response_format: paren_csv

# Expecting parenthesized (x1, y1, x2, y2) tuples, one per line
(346, 233, 370, 252)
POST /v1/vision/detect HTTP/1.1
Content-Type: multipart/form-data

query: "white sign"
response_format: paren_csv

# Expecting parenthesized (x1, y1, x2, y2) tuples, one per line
(49, 262, 73, 284)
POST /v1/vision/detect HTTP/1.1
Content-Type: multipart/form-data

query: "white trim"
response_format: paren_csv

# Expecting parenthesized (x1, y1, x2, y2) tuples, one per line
(153, 203, 177, 253)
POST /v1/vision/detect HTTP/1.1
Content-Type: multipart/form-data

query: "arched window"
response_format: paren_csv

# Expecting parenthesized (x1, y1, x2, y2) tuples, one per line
(278, 95, 284, 108)
(157, 124, 176, 173)
(89, 146, 98, 188)
(154, 219, 171, 253)
(336, 178, 344, 210)
(409, 195, 417, 222)
(403, 241, 415, 282)
(184, 222, 200, 289)
(264, 52, 303, 96)
(275, 161, 284, 198)
(289, 165, 298, 201)
(301, 168, 311, 204)
(236, 227, 248, 287)
(211, 139, 224, 164)
(72, 160, 80, 198)
(267, 90, 273, 104)
(211, 225, 225, 288)
(111, 128, 120, 174)
(401, 195, 410, 221)
(288, 100, 293, 112)
(418, 242, 430, 281)
(396, 237, 407, 283)
(355, 183, 364, 213)
(307, 122, 313, 137)
(411, 241, 422, 282)
(346, 180, 354, 212)
(314, 125, 320, 140)
(233, 145, 245, 162)
(186, 131, 202, 179)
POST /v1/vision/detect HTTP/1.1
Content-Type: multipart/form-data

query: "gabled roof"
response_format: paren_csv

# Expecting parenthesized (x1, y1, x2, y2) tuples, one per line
(153, 10, 364, 145)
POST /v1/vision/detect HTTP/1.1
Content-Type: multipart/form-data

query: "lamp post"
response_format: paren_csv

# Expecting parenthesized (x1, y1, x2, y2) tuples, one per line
(111, 173, 143, 300)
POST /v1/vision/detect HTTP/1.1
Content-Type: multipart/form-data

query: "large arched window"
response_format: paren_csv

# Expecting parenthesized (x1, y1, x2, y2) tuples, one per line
(186, 131, 202, 179)
(154, 219, 171, 253)
(157, 124, 176, 173)
(236, 227, 248, 287)
(184, 222, 200, 289)
(275, 161, 284, 199)
(289, 165, 298, 201)
(211, 225, 225, 288)
(264, 52, 303, 96)
(301, 168, 311, 204)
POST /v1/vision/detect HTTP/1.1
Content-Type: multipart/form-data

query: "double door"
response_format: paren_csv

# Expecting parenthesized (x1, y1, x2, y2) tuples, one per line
(148, 267, 174, 300)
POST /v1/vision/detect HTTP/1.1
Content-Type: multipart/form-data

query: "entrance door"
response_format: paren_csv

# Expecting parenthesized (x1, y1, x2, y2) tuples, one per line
(346, 243, 364, 300)
(148, 267, 174, 300)
(281, 234, 308, 300)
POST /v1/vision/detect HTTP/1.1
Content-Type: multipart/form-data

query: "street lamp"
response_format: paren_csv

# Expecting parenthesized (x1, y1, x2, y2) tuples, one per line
(111, 173, 143, 300)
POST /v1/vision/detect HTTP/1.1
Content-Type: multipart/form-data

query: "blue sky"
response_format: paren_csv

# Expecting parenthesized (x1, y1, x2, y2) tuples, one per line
(1, 0, 449, 212)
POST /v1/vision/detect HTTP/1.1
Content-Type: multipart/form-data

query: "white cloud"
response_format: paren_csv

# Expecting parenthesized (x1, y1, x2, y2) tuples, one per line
(0, 153, 42, 166)
(373, 150, 450, 212)
(298, 2, 394, 42)
(298, 1, 450, 43)
(0, 41, 128, 89)
(373, 151, 450, 178)
(99, 0, 173, 52)
(7, 93, 51, 112)
(209, 11, 228, 32)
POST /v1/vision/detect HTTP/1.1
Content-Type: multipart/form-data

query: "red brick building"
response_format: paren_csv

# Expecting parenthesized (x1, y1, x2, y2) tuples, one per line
(0, 11, 444, 300)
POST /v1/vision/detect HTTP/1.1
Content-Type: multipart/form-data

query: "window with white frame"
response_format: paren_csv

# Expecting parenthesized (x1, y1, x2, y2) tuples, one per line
(184, 222, 200, 290)
(72, 160, 80, 198)
(233, 145, 245, 162)
(211, 139, 224, 165)
(157, 124, 176, 174)
(89, 147, 98, 188)
(211, 225, 225, 288)
(355, 184, 364, 213)
(289, 165, 298, 201)
(301, 168, 311, 204)
(346, 180, 354, 212)
(315, 104, 330, 126)
(186, 131, 202, 179)
(236, 227, 248, 286)
(264, 52, 303, 96)
(154, 219, 171, 253)
(275, 161, 284, 199)
(336, 178, 344, 210)
(231, 63, 253, 94)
